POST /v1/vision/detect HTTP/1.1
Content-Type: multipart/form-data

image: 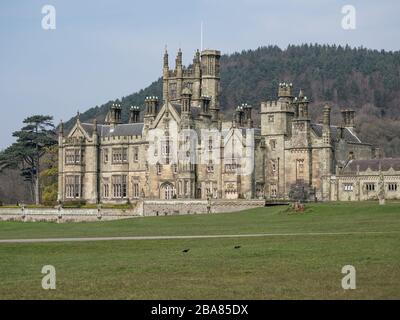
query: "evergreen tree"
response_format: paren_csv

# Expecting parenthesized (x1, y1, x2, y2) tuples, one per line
(0, 115, 56, 204)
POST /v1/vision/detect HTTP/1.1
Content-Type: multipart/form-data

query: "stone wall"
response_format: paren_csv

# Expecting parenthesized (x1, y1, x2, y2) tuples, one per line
(0, 199, 265, 222)
(0, 207, 141, 222)
(142, 199, 265, 216)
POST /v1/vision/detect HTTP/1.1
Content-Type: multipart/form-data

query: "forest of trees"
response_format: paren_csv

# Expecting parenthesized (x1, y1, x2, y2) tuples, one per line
(67, 44, 400, 157)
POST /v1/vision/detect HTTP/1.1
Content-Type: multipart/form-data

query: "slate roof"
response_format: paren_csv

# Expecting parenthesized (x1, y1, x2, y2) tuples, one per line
(343, 158, 400, 173)
(311, 123, 363, 144)
(81, 123, 144, 137)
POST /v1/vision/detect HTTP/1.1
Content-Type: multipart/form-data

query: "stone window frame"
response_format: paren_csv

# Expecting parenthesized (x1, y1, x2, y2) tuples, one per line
(112, 147, 128, 164)
(270, 159, 277, 175)
(65, 148, 82, 164)
(133, 182, 140, 198)
(111, 175, 127, 198)
(103, 148, 109, 163)
(156, 163, 162, 175)
(169, 82, 177, 99)
(268, 115, 274, 123)
(296, 159, 305, 181)
(103, 184, 110, 198)
(184, 82, 193, 90)
(388, 183, 398, 191)
(65, 175, 81, 199)
(343, 183, 354, 192)
(269, 139, 276, 151)
(365, 183, 375, 192)
(161, 138, 170, 164)
(184, 180, 190, 195)
(224, 182, 237, 195)
(133, 147, 139, 162)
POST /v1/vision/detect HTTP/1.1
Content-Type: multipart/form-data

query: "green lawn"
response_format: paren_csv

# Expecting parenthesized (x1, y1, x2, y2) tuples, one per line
(0, 202, 399, 299)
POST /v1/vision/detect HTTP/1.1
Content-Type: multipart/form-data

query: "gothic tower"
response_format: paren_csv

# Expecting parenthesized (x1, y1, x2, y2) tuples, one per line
(200, 49, 221, 122)
(261, 82, 295, 198)
(290, 89, 312, 188)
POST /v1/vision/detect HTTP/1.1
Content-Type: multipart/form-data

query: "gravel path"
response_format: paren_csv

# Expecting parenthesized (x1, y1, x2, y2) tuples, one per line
(0, 230, 398, 243)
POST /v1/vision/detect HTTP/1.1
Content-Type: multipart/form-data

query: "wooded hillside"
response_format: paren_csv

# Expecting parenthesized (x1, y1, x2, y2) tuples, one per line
(66, 44, 400, 156)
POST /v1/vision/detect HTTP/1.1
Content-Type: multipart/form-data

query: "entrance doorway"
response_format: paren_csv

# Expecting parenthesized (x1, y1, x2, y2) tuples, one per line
(160, 182, 176, 199)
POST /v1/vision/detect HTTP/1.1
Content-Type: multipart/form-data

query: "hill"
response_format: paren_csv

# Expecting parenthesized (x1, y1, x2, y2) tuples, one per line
(65, 44, 400, 156)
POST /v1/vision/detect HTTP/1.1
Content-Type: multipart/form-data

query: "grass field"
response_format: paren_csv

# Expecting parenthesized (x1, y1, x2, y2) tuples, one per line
(0, 202, 399, 299)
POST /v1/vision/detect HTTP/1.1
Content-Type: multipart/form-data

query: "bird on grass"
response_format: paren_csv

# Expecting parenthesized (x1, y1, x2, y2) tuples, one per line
(182, 249, 190, 253)
(234, 245, 241, 249)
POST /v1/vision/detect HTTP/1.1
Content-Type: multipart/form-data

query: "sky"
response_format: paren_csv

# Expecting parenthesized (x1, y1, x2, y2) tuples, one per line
(0, 0, 399, 149)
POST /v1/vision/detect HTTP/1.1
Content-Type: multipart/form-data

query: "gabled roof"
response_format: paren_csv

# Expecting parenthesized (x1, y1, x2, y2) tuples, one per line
(343, 158, 400, 173)
(311, 123, 363, 144)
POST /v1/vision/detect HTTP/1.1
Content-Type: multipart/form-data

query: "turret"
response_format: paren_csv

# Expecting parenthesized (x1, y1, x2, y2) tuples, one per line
(162, 48, 169, 102)
(163, 48, 169, 70)
(201, 49, 221, 113)
(243, 103, 253, 128)
(175, 49, 183, 99)
(290, 89, 311, 147)
(192, 49, 202, 103)
(293, 89, 309, 119)
(175, 48, 182, 75)
(278, 82, 293, 100)
(193, 49, 201, 77)
(129, 106, 140, 123)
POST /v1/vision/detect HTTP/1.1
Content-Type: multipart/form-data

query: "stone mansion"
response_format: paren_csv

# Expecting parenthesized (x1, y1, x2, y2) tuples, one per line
(57, 48, 400, 204)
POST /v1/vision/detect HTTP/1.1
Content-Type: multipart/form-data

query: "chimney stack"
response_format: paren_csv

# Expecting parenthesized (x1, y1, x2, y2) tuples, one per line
(129, 106, 140, 123)
(341, 109, 356, 130)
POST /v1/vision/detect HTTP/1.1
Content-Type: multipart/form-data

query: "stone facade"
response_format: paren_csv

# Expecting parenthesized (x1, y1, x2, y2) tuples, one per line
(58, 48, 400, 204)
(327, 158, 400, 201)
